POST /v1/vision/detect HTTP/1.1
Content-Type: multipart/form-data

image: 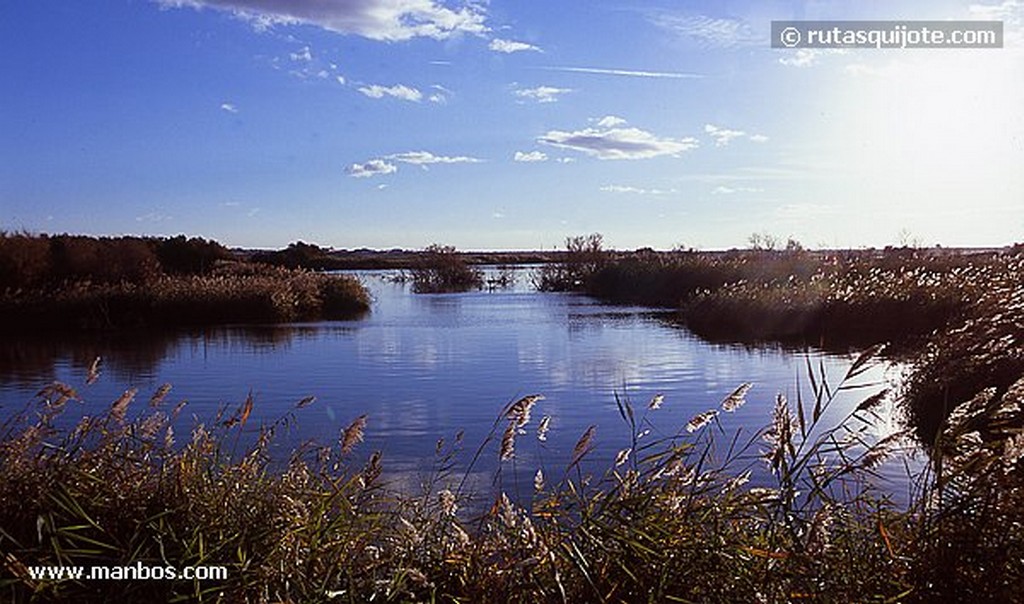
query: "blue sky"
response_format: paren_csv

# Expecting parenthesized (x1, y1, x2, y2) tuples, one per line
(1, 1, 1021, 250)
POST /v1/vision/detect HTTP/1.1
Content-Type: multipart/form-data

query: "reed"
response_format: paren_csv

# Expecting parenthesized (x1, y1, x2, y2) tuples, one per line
(0, 261, 370, 331)
(2, 348, 1020, 603)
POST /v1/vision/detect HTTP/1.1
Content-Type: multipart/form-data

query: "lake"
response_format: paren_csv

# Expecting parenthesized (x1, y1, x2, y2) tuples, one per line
(0, 267, 916, 502)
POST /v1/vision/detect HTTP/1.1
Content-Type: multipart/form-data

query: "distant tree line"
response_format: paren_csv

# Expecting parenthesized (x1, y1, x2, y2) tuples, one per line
(0, 232, 232, 289)
(251, 241, 346, 270)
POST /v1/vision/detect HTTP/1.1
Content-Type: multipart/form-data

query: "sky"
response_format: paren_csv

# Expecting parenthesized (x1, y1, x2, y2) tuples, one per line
(1, 1, 1022, 250)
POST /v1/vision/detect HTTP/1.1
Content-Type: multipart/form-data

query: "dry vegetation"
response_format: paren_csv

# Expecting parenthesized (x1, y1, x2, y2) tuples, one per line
(1, 352, 1021, 602)
(544, 236, 1023, 445)
(2, 231, 1022, 601)
(409, 244, 484, 293)
(0, 233, 370, 330)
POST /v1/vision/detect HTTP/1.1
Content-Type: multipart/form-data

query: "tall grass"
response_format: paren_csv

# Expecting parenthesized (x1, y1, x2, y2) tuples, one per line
(3, 349, 1020, 602)
(0, 262, 370, 331)
(580, 248, 1007, 350)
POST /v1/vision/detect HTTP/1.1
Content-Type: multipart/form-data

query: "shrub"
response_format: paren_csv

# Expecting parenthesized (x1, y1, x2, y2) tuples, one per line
(410, 244, 483, 293)
(155, 235, 232, 275)
(536, 233, 608, 291)
(0, 232, 51, 289)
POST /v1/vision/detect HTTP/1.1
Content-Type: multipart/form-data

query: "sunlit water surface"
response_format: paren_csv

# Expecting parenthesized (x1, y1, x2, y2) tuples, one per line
(0, 268, 921, 504)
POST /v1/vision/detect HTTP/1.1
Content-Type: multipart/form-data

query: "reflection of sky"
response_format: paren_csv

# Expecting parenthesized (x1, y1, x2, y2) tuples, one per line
(0, 267, 913, 500)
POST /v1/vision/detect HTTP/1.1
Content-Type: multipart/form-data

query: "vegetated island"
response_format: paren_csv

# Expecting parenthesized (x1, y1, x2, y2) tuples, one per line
(1, 231, 1023, 602)
(0, 233, 370, 331)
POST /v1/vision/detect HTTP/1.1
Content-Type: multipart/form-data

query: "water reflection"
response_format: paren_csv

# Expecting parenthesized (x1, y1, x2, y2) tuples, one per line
(0, 267, 914, 499)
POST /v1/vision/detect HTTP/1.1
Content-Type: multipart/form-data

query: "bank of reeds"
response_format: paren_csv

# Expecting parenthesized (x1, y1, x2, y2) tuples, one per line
(899, 254, 1024, 443)
(578, 249, 1009, 348)
(578, 248, 1023, 446)
(3, 351, 1021, 602)
(0, 262, 370, 331)
(682, 258, 972, 347)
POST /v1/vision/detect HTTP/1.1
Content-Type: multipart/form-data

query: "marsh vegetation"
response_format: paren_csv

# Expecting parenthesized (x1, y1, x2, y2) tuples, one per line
(0, 233, 370, 331)
(1, 231, 1022, 602)
(1, 353, 1021, 602)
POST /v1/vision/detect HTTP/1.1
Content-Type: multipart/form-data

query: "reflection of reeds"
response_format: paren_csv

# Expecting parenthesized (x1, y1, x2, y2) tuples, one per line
(1, 349, 1021, 602)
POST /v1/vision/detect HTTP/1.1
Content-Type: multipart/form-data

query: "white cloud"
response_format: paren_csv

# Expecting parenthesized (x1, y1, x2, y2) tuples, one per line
(705, 124, 745, 147)
(538, 65, 701, 79)
(220, 102, 238, 113)
(595, 115, 627, 128)
(600, 185, 676, 195)
(555, 157, 576, 163)
(347, 159, 398, 178)
(336, 75, 347, 85)
(386, 151, 482, 165)
(514, 151, 548, 162)
(703, 124, 767, 146)
(428, 84, 452, 104)
(490, 38, 541, 53)
(348, 151, 481, 178)
(157, 0, 489, 42)
(358, 84, 423, 101)
(538, 118, 699, 160)
(514, 85, 572, 103)
(711, 185, 762, 194)
(649, 13, 762, 48)
(969, 0, 1022, 22)
(290, 45, 312, 61)
(778, 48, 847, 68)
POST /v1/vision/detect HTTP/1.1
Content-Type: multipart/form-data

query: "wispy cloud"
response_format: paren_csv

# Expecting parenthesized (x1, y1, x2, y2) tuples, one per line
(600, 185, 676, 195)
(648, 12, 762, 48)
(427, 84, 452, 104)
(705, 124, 768, 146)
(536, 66, 702, 79)
(358, 84, 423, 102)
(347, 159, 398, 178)
(711, 185, 763, 194)
(156, 0, 488, 42)
(386, 151, 482, 165)
(704, 124, 745, 147)
(220, 102, 238, 113)
(289, 45, 312, 61)
(538, 117, 699, 160)
(348, 150, 482, 178)
(968, 0, 1022, 23)
(490, 38, 541, 53)
(513, 85, 572, 103)
(135, 211, 173, 223)
(514, 151, 548, 162)
(778, 48, 847, 68)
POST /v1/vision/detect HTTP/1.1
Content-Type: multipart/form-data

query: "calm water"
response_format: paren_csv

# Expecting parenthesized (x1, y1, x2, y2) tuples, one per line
(0, 268, 915, 500)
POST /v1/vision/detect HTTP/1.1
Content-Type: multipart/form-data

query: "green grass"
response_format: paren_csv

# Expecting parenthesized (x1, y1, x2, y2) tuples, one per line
(2, 350, 1021, 603)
